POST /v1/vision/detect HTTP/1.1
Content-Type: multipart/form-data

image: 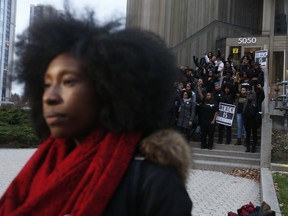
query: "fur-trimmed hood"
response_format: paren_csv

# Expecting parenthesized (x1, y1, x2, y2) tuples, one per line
(140, 129, 192, 183)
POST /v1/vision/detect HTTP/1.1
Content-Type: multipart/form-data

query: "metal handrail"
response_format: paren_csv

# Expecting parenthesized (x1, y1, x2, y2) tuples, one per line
(274, 81, 288, 130)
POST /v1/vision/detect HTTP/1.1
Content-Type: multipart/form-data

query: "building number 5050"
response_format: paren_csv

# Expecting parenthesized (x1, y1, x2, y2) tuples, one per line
(237, 37, 257, 44)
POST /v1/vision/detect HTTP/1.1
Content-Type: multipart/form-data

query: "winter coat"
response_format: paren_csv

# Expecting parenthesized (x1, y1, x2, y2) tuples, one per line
(213, 89, 223, 105)
(243, 92, 260, 129)
(219, 91, 235, 105)
(103, 129, 192, 216)
(177, 98, 195, 129)
(236, 95, 247, 114)
(199, 102, 218, 126)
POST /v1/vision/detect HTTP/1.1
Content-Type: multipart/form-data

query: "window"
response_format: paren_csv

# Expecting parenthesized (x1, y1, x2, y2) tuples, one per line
(274, 0, 288, 35)
(272, 52, 284, 83)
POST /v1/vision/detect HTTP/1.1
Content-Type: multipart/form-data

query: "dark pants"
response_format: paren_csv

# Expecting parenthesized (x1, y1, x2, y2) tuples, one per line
(178, 127, 192, 141)
(200, 123, 215, 149)
(245, 127, 258, 150)
(218, 124, 232, 144)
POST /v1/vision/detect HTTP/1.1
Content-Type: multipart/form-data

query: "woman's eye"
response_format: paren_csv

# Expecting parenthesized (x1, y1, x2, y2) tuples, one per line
(44, 82, 51, 89)
(63, 78, 78, 86)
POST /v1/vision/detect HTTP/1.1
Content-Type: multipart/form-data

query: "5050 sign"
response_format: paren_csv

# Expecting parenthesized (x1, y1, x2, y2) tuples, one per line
(237, 37, 257, 44)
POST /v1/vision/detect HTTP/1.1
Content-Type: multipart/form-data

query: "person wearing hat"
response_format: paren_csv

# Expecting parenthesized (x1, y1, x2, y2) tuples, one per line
(212, 82, 223, 105)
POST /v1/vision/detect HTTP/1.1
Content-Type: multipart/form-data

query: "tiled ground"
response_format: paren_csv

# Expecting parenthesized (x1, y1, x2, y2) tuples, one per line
(0, 149, 261, 215)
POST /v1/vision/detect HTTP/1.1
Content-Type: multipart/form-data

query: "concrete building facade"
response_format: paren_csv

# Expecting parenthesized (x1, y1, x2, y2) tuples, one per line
(0, 0, 17, 103)
(127, 0, 288, 169)
(126, 0, 288, 101)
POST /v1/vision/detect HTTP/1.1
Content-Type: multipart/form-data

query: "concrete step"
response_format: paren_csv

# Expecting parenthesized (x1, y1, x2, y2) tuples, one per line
(213, 131, 261, 136)
(192, 148, 260, 159)
(192, 159, 260, 172)
(190, 143, 261, 172)
(190, 141, 261, 151)
(211, 138, 261, 145)
(193, 153, 260, 166)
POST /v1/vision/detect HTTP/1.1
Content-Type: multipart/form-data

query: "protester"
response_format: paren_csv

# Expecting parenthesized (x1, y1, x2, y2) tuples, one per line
(199, 92, 218, 149)
(243, 91, 259, 153)
(217, 86, 235, 144)
(238, 55, 252, 75)
(248, 62, 265, 90)
(0, 8, 192, 215)
(213, 82, 223, 105)
(235, 86, 249, 145)
(177, 90, 195, 141)
(188, 49, 264, 147)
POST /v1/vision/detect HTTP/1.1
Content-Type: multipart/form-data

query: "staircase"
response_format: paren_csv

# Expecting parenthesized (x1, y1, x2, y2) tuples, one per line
(190, 122, 261, 172)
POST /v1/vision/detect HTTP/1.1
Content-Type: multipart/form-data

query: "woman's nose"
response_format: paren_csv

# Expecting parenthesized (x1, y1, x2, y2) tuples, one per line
(43, 85, 62, 105)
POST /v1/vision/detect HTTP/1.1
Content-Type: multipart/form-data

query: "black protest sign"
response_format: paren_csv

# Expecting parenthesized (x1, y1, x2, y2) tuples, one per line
(216, 102, 236, 126)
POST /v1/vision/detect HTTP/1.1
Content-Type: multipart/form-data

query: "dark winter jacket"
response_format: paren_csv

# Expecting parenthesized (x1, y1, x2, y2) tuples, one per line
(213, 89, 223, 105)
(219, 91, 235, 105)
(243, 92, 259, 128)
(104, 129, 193, 216)
(199, 102, 218, 125)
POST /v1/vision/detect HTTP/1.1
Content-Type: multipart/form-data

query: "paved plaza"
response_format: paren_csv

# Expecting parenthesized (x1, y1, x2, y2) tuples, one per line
(0, 149, 261, 215)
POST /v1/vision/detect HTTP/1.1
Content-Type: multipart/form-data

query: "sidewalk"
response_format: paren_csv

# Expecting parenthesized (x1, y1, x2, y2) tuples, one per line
(0, 149, 261, 215)
(187, 169, 260, 215)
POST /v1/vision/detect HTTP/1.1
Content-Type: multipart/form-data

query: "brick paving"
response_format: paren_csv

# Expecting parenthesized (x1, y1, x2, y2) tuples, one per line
(0, 149, 261, 215)
(187, 169, 261, 215)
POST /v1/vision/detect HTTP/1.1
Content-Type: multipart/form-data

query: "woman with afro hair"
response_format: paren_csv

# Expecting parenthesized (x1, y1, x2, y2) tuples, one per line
(0, 7, 192, 216)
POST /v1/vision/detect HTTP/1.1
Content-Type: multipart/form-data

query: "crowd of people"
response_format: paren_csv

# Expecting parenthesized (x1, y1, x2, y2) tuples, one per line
(169, 50, 265, 153)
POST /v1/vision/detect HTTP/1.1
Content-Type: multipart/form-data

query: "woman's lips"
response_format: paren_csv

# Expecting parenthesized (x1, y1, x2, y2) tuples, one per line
(45, 113, 67, 126)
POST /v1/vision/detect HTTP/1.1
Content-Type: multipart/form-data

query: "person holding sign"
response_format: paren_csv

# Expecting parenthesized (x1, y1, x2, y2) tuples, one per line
(217, 85, 235, 144)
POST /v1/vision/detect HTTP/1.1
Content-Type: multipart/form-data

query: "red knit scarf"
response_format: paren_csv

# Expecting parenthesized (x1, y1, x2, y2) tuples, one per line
(0, 129, 142, 216)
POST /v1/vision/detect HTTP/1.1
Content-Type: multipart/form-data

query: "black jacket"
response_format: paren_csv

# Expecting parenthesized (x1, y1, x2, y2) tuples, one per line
(103, 130, 193, 216)
(243, 100, 259, 128)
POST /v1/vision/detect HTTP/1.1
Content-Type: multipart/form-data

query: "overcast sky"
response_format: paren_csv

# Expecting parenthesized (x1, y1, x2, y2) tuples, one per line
(12, 0, 127, 95)
(15, 0, 127, 34)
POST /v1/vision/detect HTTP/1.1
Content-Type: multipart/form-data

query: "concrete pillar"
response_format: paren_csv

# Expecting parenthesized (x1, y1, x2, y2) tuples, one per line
(260, 48, 273, 168)
(260, 113, 273, 168)
(259, 0, 274, 168)
(262, 0, 275, 35)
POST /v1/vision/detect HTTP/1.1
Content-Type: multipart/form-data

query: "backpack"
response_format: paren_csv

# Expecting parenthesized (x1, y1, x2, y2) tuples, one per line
(237, 202, 256, 215)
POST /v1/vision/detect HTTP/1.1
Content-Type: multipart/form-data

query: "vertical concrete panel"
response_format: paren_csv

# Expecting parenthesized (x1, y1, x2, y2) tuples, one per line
(262, 0, 274, 35)
(141, 0, 151, 29)
(261, 114, 272, 168)
(165, 0, 172, 45)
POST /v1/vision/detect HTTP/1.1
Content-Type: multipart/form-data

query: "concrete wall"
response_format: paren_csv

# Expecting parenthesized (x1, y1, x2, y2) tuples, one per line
(126, 0, 263, 66)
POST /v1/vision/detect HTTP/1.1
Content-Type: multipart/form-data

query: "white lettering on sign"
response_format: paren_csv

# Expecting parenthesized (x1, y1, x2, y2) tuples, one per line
(255, 50, 268, 67)
(216, 102, 236, 126)
(255, 52, 267, 58)
(237, 37, 257, 44)
(218, 104, 235, 114)
(216, 116, 232, 124)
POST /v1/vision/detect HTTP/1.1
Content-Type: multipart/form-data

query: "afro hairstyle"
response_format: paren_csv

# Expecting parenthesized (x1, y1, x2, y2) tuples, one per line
(14, 8, 177, 139)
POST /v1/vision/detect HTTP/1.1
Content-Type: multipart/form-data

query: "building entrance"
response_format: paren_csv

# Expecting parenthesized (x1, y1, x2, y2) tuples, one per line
(227, 46, 262, 68)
